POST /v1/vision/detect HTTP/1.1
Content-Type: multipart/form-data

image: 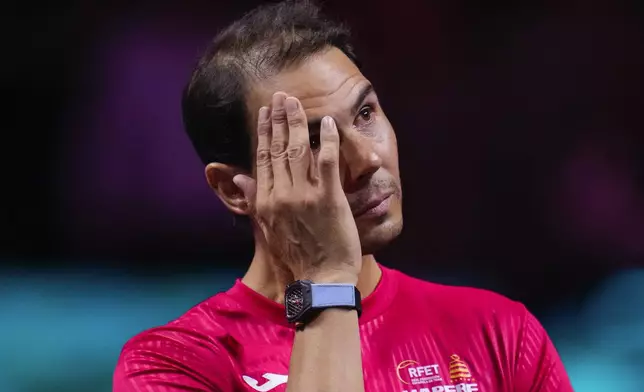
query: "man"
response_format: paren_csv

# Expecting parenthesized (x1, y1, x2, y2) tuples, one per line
(114, 1, 574, 391)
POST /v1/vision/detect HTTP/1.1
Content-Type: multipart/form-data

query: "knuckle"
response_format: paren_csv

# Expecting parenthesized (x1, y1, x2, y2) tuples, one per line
(287, 144, 307, 161)
(287, 113, 304, 128)
(272, 108, 287, 124)
(257, 122, 271, 135)
(256, 148, 271, 166)
(318, 148, 337, 167)
(320, 131, 339, 144)
(319, 158, 335, 169)
(270, 141, 288, 157)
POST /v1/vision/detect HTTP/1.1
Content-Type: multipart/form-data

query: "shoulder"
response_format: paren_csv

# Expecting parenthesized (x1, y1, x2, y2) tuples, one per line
(114, 293, 239, 391)
(392, 268, 530, 332)
(119, 291, 235, 353)
(395, 269, 525, 310)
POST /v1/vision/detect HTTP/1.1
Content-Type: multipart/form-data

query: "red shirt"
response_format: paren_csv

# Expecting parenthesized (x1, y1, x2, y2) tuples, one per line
(114, 265, 573, 392)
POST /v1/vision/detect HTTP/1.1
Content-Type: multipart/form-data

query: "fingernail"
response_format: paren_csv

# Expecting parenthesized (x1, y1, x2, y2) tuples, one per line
(258, 107, 269, 121)
(285, 97, 298, 113)
(323, 116, 335, 127)
(272, 92, 286, 107)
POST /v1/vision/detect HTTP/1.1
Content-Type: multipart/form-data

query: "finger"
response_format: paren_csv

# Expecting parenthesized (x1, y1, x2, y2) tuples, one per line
(255, 106, 273, 201)
(285, 96, 312, 186)
(317, 116, 342, 193)
(270, 92, 292, 188)
(232, 174, 257, 211)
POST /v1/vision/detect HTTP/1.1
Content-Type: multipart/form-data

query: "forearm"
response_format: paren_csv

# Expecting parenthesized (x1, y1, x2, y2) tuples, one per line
(286, 308, 364, 392)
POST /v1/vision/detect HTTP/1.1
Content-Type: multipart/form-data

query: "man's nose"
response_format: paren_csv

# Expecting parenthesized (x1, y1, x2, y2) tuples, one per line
(339, 131, 382, 192)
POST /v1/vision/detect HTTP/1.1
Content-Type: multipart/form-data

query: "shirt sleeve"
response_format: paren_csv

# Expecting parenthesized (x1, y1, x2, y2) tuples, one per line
(113, 328, 236, 392)
(514, 306, 575, 392)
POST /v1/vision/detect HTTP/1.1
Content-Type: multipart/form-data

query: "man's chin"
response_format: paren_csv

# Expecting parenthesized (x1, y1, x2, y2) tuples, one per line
(358, 215, 403, 255)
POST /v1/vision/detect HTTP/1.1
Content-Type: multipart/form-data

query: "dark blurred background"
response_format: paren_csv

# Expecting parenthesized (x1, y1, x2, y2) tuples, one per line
(2, 0, 644, 391)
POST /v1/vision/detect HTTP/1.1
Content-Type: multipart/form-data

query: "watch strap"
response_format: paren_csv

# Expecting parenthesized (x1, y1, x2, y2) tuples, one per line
(285, 280, 362, 327)
(310, 283, 361, 316)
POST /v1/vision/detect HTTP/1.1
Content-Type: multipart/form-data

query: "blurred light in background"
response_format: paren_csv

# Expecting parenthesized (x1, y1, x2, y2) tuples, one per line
(0, 268, 241, 392)
(1, 268, 642, 391)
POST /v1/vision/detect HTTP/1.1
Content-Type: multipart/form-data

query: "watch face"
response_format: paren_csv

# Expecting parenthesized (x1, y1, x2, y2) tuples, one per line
(285, 286, 304, 319)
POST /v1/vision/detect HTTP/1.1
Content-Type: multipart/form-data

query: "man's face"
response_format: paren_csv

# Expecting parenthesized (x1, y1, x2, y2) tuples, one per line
(246, 47, 403, 254)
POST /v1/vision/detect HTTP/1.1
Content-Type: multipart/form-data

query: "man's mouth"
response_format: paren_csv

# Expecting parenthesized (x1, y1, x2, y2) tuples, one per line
(351, 192, 394, 217)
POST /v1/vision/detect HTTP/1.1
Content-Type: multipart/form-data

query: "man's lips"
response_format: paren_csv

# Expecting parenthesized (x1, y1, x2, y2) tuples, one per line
(351, 192, 394, 217)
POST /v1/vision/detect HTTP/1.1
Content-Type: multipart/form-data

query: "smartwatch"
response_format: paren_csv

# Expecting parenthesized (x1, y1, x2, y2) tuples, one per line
(284, 280, 362, 327)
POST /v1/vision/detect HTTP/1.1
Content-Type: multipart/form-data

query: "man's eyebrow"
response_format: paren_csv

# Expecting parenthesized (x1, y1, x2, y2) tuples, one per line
(351, 83, 375, 114)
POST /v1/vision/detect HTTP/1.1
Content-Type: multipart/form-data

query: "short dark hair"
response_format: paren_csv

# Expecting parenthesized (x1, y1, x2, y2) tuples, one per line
(181, 0, 360, 171)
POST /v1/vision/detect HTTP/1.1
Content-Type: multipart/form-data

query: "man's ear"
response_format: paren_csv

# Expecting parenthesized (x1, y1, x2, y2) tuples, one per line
(205, 163, 253, 216)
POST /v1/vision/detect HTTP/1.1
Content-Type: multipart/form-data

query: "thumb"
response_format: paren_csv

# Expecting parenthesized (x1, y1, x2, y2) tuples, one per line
(233, 174, 257, 207)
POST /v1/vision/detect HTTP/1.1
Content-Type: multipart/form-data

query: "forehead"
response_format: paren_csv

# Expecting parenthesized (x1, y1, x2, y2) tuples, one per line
(246, 47, 368, 120)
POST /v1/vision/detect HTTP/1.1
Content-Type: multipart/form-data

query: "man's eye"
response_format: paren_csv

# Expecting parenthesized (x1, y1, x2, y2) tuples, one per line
(309, 133, 320, 150)
(356, 105, 375, 126)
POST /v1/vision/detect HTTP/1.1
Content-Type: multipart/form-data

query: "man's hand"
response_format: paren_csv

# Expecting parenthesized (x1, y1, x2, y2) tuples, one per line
(234, 92, 362, 283)
(234, 92, 366, 392)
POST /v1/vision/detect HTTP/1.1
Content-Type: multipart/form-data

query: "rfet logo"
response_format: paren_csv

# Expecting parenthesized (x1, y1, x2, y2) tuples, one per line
(396, 360, 443, 385)
(398, 354, 480, 392)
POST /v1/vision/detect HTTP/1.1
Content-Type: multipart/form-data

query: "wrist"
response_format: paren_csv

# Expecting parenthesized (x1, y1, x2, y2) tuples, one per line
(294, 270, 359, 285)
